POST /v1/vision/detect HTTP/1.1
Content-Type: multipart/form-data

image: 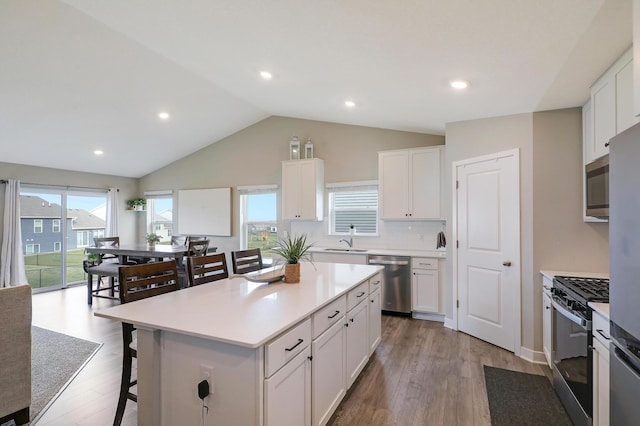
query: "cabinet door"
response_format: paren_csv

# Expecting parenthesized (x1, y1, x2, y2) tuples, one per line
(379, 151, 409, 219)
(616, 58, 638, 134)
(542, 291, 553, 369)
(412, 269, 439, 313)
(410, 148, 441, 219)
(345, 301, 369, 388)
(591, 78, 615, 161)
(265, 346, 311, 426)
(311, 319, 346, 426)
(282, 162, 301, 219)
(368, 289, 381, 354)
(592, 337, 610, 426)
(298, 160, 318, 220)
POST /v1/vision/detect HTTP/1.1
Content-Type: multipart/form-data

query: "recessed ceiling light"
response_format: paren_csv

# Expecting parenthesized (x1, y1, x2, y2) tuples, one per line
(450, 80, 469, 90)
(345, 100, 356, 108)
(94, 150, 104, 156)
(158, 112, 170, 120)
(260, 71, 273, 80)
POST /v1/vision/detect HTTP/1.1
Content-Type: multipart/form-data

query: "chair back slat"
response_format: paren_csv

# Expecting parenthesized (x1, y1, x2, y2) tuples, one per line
(94, 237, 120, 263)
(119, 260, 179, 304)
(188, 239, 210, 257)
(231, 248, 263, 274)
(170, 235, 188, 246)
(186, 253, 229, 287)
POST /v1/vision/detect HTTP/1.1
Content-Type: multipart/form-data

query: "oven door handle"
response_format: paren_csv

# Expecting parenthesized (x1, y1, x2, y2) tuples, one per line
(551, 297, 589, 328)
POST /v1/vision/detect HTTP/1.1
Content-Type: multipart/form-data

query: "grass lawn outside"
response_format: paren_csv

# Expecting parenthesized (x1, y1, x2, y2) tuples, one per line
(25, 249, 87, 289)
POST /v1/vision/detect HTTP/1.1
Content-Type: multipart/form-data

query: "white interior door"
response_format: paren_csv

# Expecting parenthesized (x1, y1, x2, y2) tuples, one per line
(455, 150, 520, 352)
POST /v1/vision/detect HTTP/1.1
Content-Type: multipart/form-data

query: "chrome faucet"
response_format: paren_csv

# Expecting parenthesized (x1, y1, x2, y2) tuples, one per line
(339, 237, 353, 248)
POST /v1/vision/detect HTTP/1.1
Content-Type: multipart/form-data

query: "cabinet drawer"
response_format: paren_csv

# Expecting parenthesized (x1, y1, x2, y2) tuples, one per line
(265, 318, 312, 377)
(412, 257, 437, 270)
(312, 295, 346, 339)
(368, 273, 382, 294)
(592, 310, 611, 345)
(347, 282, 368, 310)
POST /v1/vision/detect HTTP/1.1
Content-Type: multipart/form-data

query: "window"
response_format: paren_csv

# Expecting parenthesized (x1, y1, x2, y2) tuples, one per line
(146, 192, 173, 244)
(239, 185, 278, 262)
(54, 242, 61, 252)
(77, 231, 89, 247)
(328, 182, 378, 235)
(93, 229, 104, 239)
(34, 219, 43, 233)
(52, 219, 61, 233)
(25, 244, 40, 254)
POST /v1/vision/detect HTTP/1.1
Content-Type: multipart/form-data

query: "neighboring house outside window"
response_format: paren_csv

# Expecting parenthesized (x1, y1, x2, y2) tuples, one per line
(52, 219, 60, 233)
(77, 231, 89, 247)
(328, 182, 379, 236)
(54, 242, 61, 252)
(34, 219, 43, 233)
(25, 244, 40, 254)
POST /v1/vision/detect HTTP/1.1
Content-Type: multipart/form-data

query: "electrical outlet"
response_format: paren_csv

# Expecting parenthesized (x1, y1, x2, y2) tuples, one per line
(200, 364, 214, 397)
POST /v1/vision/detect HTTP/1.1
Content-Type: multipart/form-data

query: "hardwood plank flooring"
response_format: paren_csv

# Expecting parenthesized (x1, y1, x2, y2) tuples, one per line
(32, 285, 551, 425)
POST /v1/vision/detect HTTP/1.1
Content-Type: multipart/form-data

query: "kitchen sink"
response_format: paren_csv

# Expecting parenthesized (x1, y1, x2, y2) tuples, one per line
(323, 248, 368, 253)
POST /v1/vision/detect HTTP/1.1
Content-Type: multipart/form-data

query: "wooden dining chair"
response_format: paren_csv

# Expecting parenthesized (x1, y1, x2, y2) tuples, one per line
(170, 235, 188, 246)
(231, 248, 264, 274)
(176, 239, 210, 287)
(186, 253, 229, 287)
(114, 260, 179, 426)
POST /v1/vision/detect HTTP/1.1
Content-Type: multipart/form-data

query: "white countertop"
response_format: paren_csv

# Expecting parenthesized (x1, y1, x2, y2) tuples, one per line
(95, 263, 382, 349)
(310, 246, 447, 258)
(589, 302, 610, 319)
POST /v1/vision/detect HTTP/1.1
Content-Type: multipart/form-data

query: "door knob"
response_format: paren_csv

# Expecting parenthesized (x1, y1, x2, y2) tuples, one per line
(502, 261, 512, 267)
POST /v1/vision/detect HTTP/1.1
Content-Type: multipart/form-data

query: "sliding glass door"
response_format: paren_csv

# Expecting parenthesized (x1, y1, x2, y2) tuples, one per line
(20, 186, 107, 292)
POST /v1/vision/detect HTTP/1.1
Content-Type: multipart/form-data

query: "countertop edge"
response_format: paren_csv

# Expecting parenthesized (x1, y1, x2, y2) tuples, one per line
(311, 246, 447, 258)
(588, 302, 610, 320)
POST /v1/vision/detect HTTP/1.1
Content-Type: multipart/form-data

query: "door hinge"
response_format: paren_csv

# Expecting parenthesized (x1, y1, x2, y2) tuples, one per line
(456, 240, 459, 248)
(456, 180, 459, 189)
(456, 300, 459, 308)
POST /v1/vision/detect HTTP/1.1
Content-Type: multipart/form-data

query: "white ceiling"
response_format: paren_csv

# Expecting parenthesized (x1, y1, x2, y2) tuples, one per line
(0, 0, 632, 178)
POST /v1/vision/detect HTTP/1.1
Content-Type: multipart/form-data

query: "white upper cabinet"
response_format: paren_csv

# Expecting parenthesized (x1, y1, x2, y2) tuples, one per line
(282, 158, 324, 221)
(586, 48, 636, 164)
(378, 146, 442, 220)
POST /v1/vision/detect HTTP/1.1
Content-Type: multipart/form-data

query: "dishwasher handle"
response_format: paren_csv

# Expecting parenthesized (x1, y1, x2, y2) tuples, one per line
(368, 259, 410, 266)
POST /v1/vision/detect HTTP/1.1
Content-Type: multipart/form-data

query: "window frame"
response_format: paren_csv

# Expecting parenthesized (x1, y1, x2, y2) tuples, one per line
(54, 241, 61, 252)
(238, 185, 278, 262)
(327, 181, 379, 237)
(52, 219, 61, 233)
(145, 191, 174, 244)
(34, 219, 43, 233)
(25, 243, 40, 254)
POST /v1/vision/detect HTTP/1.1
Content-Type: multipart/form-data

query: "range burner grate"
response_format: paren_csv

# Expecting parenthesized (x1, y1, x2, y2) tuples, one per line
(554, 276, 609, 303)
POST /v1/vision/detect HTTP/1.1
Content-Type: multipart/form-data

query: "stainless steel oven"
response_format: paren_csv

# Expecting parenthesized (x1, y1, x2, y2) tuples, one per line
(550, 276, 609, 426)
(551, 288, 592, 426)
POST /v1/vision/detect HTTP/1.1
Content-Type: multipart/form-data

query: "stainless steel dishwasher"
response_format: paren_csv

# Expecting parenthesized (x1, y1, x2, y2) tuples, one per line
(367, 255, 411, 315)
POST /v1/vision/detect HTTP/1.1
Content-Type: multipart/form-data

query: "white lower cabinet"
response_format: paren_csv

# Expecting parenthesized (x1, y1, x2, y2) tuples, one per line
(368, 288, 381, 354)
(346, 300, 369, 389)
(592, 309, 610, 426)
(265, 346, 312, 426)
(312, 319, 346, 426)
(542, 285, 553, 368)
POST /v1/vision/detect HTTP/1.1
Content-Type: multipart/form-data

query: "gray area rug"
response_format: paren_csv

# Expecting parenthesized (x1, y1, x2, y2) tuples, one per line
(484, 365, 572, 426)
(31, 326, 102, 423)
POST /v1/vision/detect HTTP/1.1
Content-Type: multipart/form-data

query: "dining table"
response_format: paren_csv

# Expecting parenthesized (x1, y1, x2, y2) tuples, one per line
(84, 243, 217, 304)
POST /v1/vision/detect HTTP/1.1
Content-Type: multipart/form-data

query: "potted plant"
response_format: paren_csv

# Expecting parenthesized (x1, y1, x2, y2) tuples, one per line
(271, 234, 313, 283)
(127, 198, 147, 211)
(145, 233, 161, 248)
(83, 250, 99, 273)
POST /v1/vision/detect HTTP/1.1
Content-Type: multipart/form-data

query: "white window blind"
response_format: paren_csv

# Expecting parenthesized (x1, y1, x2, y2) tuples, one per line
(328, 182, 378, 235)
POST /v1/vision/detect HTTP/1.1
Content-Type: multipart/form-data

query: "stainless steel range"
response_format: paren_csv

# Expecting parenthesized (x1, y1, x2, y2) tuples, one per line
(551, 276, 609, 426)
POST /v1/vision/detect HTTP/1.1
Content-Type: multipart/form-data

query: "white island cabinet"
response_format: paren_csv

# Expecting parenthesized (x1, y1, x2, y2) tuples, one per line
(96, 263, 382, 426)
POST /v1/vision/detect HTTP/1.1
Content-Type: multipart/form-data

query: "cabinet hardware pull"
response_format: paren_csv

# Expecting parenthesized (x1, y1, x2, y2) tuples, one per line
(328, 310, 340, 319)
(605, 141, 610, 147)
(596, 329, 611, 340)
(350, 318, 354, 323)
(344, 323, 349, 327)
(502, 261, 512, 267)
(308, 355, 313, 361)
(284, 338, 304, 352)
(373, 281, 380, 285)
(356, 292, 365, 298)
(545, 306, 550, 310)
(588, 344, 594, 351)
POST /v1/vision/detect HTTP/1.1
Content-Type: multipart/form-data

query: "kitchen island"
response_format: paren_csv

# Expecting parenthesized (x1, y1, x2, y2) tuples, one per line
(96, 262, 382, 426)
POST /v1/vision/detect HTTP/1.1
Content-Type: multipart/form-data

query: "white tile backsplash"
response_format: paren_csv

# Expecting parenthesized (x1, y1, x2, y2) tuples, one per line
(290, 219, 447, 251)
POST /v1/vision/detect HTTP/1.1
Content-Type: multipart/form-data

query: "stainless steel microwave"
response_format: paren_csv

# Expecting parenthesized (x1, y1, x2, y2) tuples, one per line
(585, 154, 609, 218)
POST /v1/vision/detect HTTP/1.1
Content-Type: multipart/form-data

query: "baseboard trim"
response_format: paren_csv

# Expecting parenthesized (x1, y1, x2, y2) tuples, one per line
(519, 346, 547, 365)
(412, 312, 445, 322)
(443, 317, 456, 330)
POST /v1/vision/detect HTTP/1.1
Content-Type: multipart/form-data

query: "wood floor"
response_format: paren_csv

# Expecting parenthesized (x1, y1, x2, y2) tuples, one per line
(32, 285, 552, 426)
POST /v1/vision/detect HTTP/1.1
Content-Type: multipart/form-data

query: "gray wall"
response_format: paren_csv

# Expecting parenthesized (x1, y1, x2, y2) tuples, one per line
(0, 162, 139, 245)
(444, 108, 609, 356)
(139, 115, 444, 253)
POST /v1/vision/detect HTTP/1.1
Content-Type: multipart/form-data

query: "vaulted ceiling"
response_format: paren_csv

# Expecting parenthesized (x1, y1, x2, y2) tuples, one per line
(0, 0, 632, 177)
